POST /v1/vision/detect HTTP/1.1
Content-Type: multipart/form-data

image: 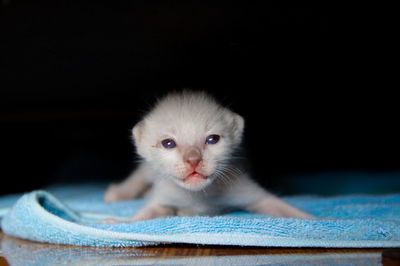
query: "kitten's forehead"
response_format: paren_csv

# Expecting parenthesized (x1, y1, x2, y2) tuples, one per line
(149, 105, 225, 135)
(147, 91, 227, 141)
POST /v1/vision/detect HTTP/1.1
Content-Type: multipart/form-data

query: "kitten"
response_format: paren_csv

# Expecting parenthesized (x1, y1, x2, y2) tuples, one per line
(104, 91, 314, 222)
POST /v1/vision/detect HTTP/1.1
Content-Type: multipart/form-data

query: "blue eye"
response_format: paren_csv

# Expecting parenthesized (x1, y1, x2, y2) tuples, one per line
(161, 139, 177, 149)
(205, 134, 220, 145)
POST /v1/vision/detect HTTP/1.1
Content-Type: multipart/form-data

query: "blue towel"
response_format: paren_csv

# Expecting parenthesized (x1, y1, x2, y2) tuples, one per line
(1, 184, 400, 248)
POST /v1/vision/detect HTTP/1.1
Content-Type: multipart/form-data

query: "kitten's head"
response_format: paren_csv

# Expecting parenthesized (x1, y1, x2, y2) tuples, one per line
(132, 91, 244, 191)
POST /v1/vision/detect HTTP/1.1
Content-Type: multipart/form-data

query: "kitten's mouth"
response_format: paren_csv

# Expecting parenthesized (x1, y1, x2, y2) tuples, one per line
(182, 171, 208, 184)
(178, 171, 212, 191)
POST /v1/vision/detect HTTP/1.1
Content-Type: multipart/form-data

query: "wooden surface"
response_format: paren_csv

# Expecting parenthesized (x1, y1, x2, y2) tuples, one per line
(0, 231, 398, 265)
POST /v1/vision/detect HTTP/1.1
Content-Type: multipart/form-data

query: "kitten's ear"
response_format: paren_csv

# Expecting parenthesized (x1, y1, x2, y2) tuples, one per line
(132, 120, 146, 144)
(132, 120, 149, 159)
(230, 113, 245, 142)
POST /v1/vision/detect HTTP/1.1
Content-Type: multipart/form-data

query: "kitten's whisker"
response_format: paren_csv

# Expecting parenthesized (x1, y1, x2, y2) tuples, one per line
(214, 168, 236, 190)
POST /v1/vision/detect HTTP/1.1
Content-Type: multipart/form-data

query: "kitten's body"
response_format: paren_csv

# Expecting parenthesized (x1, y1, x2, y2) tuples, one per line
(105, 91, 313, 221)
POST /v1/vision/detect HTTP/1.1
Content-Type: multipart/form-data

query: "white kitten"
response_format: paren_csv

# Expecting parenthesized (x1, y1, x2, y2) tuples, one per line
(104, 91, 314, 221)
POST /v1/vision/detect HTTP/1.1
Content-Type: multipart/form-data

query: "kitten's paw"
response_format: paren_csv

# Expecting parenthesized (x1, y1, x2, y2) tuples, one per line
(104, 183, 126, 203)
(101, 217, 141, 224)
(101, 218, 122, 224)
(303, 213, 318, 219)
(131, 204, 176, 221)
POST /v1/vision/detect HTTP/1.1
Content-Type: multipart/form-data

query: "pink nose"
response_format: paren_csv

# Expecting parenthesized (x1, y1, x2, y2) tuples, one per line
(184, 148, 202, 169)
(186, 158, 201, 168)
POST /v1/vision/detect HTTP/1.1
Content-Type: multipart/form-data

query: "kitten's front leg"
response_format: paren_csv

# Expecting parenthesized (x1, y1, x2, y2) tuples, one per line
(246, 194, 316, 219)
(104, 163, 152, 203)
(130, 203, 176, 221)
(226, 174, 315, 219)
(103, 203, 176, 223)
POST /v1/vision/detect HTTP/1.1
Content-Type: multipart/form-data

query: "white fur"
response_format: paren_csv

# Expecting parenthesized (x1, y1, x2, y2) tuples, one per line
(104, 91, 314, 222)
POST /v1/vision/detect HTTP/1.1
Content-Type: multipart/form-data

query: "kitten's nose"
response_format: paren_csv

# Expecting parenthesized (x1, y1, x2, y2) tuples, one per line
(184, 147, 202, 169)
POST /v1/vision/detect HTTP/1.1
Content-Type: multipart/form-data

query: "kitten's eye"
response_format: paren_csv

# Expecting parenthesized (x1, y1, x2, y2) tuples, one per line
(161, 138, 177, 149)
(205, 134, 220, 145)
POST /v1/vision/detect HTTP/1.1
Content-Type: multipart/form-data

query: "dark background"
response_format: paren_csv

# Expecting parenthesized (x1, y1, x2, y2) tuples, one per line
(0, 2, 398, 196)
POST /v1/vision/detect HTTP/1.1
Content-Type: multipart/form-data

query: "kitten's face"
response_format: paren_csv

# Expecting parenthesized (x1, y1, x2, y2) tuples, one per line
(133, 92, 244, 191)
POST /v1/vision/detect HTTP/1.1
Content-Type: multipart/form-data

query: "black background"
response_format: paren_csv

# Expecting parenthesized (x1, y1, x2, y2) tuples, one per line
(0, 2, 398, 196)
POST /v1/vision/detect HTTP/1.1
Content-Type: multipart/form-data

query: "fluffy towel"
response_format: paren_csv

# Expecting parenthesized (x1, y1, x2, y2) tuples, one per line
(1, 184, 400, 248)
